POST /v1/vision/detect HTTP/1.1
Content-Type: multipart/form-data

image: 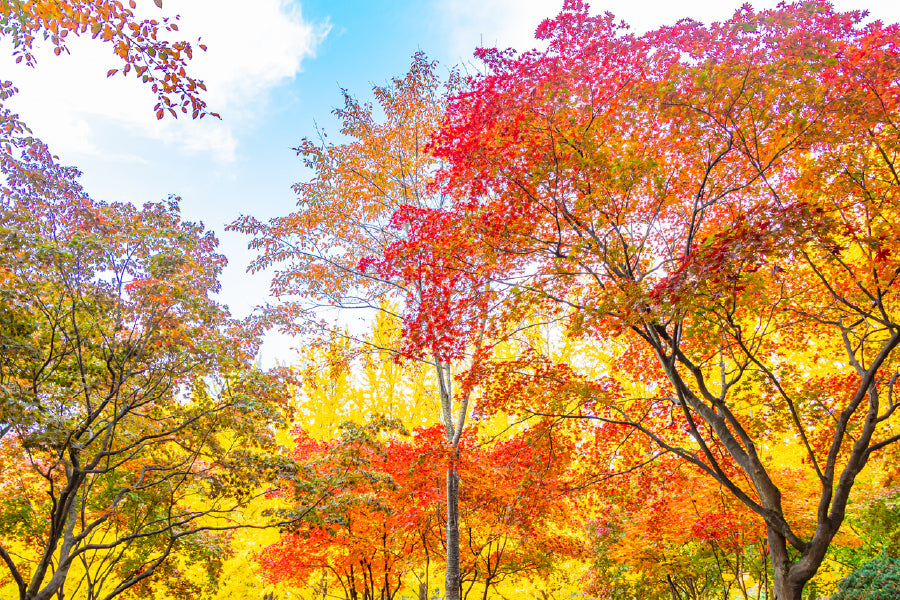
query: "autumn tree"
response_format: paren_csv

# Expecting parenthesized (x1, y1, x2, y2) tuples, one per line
(257, 416, 585, 600)
(257, 419, 428, 600)
(210, 321, 446, 600)
(0, 94, 292, 599)
(0, 3, 257, 598)
(581, 454, 776, 600)
(372, 2, 900, 599)
(451, 425, 585, 600)
(231, 53, 502, 600)
(291, 313, 438, 439)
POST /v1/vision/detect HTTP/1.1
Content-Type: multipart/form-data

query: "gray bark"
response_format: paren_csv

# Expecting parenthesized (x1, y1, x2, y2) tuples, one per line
(445, 457, 460, 600)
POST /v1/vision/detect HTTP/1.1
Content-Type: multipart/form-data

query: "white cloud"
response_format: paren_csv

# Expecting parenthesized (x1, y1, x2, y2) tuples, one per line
(0, 0, 328, 162)
(436, 0, 558, 58)
(169, 0, 328, 119)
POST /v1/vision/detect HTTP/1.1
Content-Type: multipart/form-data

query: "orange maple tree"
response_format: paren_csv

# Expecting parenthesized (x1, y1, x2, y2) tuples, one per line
(257, 420, 583, 600)
(257, 420, 430, 600)
(364, 2, 900, 599)
(231, 53, 500, 600)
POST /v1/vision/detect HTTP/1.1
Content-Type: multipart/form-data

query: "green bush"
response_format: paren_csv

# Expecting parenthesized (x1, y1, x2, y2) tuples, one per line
(832, 555, 900, 600)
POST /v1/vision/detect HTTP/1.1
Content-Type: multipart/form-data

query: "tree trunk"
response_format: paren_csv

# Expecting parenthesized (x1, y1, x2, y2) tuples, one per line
(445, 452, 460, 600)
(767, 527, 805, 600)
(771, 572, 803, 600)
(666, 575, 681, 600)
(420, 540, 430, 600)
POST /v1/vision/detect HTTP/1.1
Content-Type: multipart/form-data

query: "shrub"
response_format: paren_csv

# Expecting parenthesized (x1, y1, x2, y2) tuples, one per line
(832, 555, 900, 600)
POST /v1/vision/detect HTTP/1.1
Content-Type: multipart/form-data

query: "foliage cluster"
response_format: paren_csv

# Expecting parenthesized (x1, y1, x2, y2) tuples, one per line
(832, 555, 900, 600)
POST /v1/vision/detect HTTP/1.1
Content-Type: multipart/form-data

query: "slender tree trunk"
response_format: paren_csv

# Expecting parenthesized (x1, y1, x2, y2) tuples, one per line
(445, 449, 460, 600)
(419, 539, 430, 600)
(666, 575, 681, 600)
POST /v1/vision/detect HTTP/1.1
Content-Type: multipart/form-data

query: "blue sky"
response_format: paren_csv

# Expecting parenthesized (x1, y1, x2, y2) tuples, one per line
(3, 0, 899, 364)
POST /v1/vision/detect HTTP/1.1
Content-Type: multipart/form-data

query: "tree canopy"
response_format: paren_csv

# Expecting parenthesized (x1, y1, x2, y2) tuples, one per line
(5, 1, 900, 599)
(353, 2, 900, 599)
